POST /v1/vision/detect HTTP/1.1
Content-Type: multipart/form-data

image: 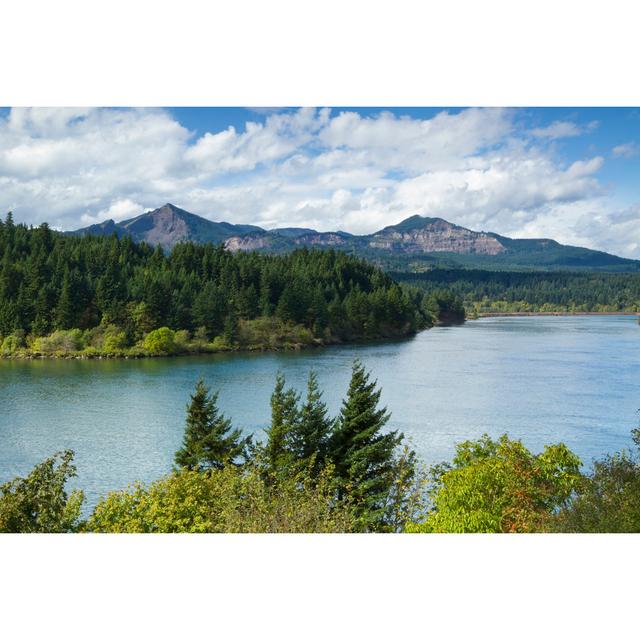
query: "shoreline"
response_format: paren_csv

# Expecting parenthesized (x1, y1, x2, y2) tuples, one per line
(0, 331, 423, 361)
(474, 311, 640, 318)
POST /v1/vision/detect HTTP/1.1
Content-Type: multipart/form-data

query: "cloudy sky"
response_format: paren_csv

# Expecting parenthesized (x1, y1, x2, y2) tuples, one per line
(1, 106, 639, 257)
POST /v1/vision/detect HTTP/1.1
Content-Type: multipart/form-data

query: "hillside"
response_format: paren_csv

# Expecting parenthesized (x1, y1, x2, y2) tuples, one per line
(68, 204, 640, 272)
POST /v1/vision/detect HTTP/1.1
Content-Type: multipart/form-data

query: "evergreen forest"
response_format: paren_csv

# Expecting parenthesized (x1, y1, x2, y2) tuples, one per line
(0, 214, 463, 358)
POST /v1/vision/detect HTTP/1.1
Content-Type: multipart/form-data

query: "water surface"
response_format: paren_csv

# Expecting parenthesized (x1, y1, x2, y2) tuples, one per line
(1, 315, 638, 508)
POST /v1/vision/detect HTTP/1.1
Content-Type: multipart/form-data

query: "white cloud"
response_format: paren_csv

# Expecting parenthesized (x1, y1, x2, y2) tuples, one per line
(184, 108, 330, 174)
(1, 106, 637, 256)
(612, 142, 639, 158)
(530, 120, 584, 138)
(80, 198, 144, 225)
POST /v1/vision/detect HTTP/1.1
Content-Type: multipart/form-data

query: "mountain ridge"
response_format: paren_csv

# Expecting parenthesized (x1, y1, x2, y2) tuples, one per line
(67, 203, 640, 272)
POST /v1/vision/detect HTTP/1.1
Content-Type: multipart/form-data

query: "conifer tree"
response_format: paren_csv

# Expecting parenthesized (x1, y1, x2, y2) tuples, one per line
(329, 359, 403, 530)
(54, 268, 75, 329)
(264, 373, 300, 473)
(223, 308, 239, 344)
(289, 371, 334, 473)
(175, 379, 247, 471)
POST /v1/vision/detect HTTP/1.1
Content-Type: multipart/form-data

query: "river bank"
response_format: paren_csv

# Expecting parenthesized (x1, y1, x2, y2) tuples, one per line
(0, 325, 423, 360)
(474, 311, 640, 318)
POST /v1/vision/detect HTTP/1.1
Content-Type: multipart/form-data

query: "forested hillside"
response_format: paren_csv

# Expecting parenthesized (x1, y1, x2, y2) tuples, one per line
(393, 268, 640, 314)
(0, 214, 458, 357)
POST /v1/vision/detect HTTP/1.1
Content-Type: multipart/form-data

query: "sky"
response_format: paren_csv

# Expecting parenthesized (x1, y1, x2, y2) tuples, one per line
(1, 106, 639, 257)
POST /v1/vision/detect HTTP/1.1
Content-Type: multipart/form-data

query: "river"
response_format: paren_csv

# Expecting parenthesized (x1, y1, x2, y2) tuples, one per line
(1, 315, 638, 508)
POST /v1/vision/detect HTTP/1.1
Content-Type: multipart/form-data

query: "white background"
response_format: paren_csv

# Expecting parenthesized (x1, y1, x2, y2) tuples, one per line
(1, 1, 639, 638)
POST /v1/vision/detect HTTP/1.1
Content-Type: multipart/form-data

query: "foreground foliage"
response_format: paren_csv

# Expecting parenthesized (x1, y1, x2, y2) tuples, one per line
(549, 428, 640, 533)
(407, 435, 583, 533)
(0, 451, 83, 533)
(87, 464, 355, 533)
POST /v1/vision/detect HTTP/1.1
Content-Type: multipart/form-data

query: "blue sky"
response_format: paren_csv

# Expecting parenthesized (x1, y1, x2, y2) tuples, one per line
(1, 107, 639, 256)
(169, 107, 640, 192)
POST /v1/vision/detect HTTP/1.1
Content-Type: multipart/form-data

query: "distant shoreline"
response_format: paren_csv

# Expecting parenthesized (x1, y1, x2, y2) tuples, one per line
(474, 311, 640, 318)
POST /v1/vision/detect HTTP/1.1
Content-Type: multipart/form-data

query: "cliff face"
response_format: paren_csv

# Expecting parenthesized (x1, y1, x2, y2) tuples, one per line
(224, 233, 274, 251)
(367, 218, 506, 255)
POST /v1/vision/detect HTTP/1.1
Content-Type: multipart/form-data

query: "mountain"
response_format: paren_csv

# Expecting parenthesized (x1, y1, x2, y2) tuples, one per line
(368, 215, 505, 255)
(69, 203, 262, 250)
(68, 204, 640, 272)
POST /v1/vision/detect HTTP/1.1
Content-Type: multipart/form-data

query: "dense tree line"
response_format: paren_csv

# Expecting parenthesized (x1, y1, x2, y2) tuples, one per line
(393, 268, 640, 314)
(0, 214, 461, 355)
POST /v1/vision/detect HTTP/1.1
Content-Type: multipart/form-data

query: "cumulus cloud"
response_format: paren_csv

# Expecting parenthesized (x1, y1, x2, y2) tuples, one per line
(1, 106, 638, 256)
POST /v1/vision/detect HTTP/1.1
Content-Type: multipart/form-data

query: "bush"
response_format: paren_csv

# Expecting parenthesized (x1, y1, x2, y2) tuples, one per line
(32, 329, 85, 353)
(173, 329, 190, 352)
(86, 464, 356, 533)
(1, 332, 24, 355)
(0, 450, 84, 533)
(85, 323, 130, 353)
(550, 429, 640, 532)
(407, 434, 583, 533)
(142, 327, 177, 355)
(102, 329, 128, 353)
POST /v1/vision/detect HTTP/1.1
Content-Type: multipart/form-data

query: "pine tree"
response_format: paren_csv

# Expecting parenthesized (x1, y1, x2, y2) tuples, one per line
(264, 373, 300, 474)
(223, 308, 239, 344)
(54, 268, 75, 329)
(175, 379, 247, 471)
(329, 359, 403, 531)
(289, 371, 334, 473)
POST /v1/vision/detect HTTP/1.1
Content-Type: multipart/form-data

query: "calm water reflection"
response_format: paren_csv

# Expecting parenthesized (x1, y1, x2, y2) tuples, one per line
(1, 315, 639, 508)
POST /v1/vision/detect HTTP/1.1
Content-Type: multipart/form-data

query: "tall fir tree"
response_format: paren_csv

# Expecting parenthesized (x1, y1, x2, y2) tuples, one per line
(264, 372, 300, 474)
(223, 308, 239, 345)
(175, 379, 247, 471)
(289, 371, 334, 474)
(54, 268, 75, 330)
(329, 359, 403, 531)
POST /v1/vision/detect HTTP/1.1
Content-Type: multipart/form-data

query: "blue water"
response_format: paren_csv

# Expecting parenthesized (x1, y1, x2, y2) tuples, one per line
(1, 315, 639, 509)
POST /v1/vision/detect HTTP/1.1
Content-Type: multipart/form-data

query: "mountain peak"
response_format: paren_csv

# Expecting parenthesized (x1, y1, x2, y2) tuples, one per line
(380, 214, 455, 234)
(371, 214, 505, 255)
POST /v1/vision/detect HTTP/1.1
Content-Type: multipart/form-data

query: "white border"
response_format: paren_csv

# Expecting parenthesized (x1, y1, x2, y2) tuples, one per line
(1, 1, 638, 637)
(2, 0, 639, 106)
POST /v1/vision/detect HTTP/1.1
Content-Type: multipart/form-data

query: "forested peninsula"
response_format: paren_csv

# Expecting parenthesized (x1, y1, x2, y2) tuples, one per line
(0, 214, 463, 358)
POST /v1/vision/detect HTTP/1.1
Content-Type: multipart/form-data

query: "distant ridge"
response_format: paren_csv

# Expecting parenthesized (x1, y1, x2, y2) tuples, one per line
(68, 204, 640, 272)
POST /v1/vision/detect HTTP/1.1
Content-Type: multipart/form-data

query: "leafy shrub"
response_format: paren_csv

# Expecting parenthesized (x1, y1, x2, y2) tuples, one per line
(550, 429, 640, 532)
(407, 434, 583, 533)
(173, 329, 190, 352)
(86, 323, 130, 353)
(32, 329, 85, 353)
(102, 329, 129, 353)
(86, 464, 356, 533)
(142, 327, 177, 355)
(0, 450, 84, 533)
(1, 332, 24, 355)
